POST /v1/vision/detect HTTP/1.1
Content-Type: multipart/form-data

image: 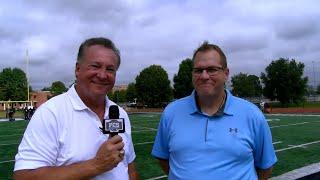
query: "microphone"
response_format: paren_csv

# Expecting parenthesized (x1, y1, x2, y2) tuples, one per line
(109, 105, 120, 119)
(101, 105, 125, 137)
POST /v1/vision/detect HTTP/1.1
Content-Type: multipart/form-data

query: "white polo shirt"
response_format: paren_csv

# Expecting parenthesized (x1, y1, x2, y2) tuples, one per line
(14, 85, 136, 180)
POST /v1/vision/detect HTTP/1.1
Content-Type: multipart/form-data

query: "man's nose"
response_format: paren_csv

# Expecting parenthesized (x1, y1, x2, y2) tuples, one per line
(97, 69, 109, 79)
(200, 70, 210, 79)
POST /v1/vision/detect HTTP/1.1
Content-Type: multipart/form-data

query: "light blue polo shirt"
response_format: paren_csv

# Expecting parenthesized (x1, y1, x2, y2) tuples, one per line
(152, 90, 277, 180)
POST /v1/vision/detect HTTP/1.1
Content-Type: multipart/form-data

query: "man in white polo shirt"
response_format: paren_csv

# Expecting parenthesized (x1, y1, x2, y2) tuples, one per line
(13, 37, 138, 180)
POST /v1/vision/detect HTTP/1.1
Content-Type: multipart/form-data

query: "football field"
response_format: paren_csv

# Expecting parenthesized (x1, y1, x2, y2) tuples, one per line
(1, 113, 320, 179)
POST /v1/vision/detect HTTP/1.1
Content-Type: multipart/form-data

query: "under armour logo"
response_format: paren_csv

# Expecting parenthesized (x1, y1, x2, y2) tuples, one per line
(229, 128, 238, 133)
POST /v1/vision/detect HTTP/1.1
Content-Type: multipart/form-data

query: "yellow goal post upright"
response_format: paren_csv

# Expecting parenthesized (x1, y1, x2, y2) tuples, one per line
(0, 100, 37, 111)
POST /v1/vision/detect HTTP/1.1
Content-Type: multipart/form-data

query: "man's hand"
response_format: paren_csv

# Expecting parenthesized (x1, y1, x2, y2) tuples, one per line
(92, 135, 125, 173)
(14, 135, 125, 180)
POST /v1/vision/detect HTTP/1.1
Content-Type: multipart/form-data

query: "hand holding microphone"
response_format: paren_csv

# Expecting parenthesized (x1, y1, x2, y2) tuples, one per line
(94, 135, 124, 172)
(95, 105, 126, 172)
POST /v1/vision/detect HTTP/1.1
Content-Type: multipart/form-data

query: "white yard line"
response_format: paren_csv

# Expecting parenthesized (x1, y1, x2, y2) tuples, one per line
(0, 118, 25, 122)
(267, 119, 280, 122)
(132, 126, 157, 131)
(146, 175, 168, 180)
(134, 141, 154, 145)
(273, 141, 282, 145)
(0, 160, 14, 164)
(270, 122, 310, 128)
(276, 140, 320, 152)
(288, 144, 307, 149)
(0, 143, 19, 146)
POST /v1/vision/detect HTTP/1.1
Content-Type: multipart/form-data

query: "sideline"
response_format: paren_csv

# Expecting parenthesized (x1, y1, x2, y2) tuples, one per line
(0, 118, 25, 122)
(268, 113, 320, 117)
(270, 121, 320, 128)
(270, 162, 320, 180)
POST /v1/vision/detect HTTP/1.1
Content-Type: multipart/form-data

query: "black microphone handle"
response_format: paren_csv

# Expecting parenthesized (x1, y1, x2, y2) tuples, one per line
(109, 105, 120, 137)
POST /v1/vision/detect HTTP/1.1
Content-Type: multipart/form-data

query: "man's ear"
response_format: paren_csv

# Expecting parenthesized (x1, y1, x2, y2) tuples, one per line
(224, 68, 229, 81)
(75, 62, 80, 79)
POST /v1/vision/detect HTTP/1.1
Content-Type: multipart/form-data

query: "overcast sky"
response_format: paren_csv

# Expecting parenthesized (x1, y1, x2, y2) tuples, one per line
(1, 0, 320, 90)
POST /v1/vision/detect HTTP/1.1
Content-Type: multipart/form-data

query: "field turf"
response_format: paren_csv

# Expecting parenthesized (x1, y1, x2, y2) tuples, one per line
(0, 113, 320, 179)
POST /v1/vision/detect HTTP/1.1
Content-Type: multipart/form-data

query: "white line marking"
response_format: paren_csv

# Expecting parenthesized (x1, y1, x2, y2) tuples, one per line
(134, 141, 154, 145)
(0, 118, 25, 122)
(267, 119, 280, 122)
(276, 140, 320, 152)
(132, 126, 157, 131)
(0, 160, 14, 164)
(146, 175, 168, 180)
(273, 141, 282, 145)
(271, 122, 309, 128)
(0, 143, 19, 146)
(288, 144, 307, 149)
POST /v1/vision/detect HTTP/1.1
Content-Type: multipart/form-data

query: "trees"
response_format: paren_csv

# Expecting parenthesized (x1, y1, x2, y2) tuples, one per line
(42, 81, 68, 97)
(126, 83, 137, 102)
(135, 65, 173, 107)
(0, 67, 28, 100)
(260, 58, 308, 105)
(110, 90, 127, 103)
(317, 84, 320, 94)
(173, 58, 193, 99)
(231, 73, 262, 98)
(50, 81, 68, 97)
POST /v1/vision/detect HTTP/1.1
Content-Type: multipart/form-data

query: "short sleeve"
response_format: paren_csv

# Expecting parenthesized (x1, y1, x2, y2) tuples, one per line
(253, 112, 277, 169)
(14, 106, 59, 171)
(151, 111, 169, 159)
(124, 113, 136, 164)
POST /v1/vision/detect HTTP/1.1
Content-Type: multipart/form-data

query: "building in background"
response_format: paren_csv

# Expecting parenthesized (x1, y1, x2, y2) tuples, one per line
(0, 91, 52, 110)
(112, 84, 128, 92)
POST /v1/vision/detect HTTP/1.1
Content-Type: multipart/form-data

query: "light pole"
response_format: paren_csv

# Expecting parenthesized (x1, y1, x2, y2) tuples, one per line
(312, 61, 316, 102)
(26, 50, 30, 103)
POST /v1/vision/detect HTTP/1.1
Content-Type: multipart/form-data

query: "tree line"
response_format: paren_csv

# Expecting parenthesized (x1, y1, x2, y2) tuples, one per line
(1, 57, 319, 107)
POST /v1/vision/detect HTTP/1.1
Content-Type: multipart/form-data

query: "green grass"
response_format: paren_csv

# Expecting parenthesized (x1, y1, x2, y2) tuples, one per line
(1, 113, 320, 179)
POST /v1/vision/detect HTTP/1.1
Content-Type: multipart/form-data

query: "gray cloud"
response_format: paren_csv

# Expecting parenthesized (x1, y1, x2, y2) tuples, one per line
(274, 17, 319, 40)
(1, 0, 320, 90)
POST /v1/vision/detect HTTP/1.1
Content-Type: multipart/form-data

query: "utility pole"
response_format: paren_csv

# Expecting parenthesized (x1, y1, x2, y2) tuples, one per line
(26, 50, 30, 103)
(312, 61, 316, 102)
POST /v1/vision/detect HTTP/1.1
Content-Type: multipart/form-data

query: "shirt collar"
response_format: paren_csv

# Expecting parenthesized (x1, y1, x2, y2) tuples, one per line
(189, 89, 234, 116)
(67, 85, 111, 111)
(223, 89, 234, 116)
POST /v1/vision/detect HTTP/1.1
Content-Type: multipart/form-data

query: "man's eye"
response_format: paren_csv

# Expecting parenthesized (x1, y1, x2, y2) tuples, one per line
(207, 68, 218, 73)
(193, 69, 202, 74)
(89, 64, 99, 68)
(106, 68, 115, 73)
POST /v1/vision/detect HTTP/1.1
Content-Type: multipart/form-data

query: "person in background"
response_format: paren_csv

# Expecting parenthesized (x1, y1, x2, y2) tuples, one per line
(14, 37, 138, 180)
(152, 41, 277, 180)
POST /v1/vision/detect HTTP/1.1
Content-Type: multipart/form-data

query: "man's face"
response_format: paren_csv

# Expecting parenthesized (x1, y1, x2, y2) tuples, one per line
(75, 45, 118, 98)
(192, 50, 229, 97)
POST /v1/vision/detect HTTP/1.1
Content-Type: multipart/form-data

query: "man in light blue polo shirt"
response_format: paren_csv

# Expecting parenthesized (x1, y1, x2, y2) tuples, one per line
(152, 41, 277, 180)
